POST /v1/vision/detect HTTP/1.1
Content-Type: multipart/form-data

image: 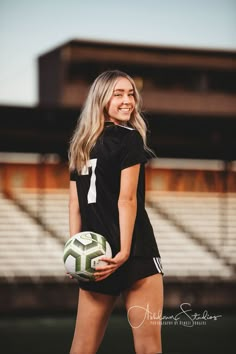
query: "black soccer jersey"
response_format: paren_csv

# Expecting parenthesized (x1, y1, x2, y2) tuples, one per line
(70, 121, 161, 258)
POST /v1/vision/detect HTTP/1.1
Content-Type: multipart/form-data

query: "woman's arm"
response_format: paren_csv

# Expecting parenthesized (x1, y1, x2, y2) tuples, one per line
(95, 164, 140, 281)
(69, 181, 82, 237)
(117, 163, 140, 258)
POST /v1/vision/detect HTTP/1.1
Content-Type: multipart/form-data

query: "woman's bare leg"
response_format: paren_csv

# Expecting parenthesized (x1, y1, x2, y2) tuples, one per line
(123, 273, 164, 354)
(70, 288, 117, 354)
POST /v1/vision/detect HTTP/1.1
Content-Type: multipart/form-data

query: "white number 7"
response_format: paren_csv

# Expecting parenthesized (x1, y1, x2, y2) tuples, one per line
(81, 158, 97, 204)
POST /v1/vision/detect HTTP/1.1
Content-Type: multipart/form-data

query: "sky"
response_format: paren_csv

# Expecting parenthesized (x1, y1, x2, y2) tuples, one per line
(0, 0, 236, 106)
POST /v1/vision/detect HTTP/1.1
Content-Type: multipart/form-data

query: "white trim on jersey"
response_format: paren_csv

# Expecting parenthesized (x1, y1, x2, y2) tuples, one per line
(116, 124, 134, 130)
(153, 257, 163, 273)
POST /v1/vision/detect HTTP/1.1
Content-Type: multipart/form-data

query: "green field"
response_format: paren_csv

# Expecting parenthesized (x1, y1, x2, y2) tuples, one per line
(0, 309, 234, 354)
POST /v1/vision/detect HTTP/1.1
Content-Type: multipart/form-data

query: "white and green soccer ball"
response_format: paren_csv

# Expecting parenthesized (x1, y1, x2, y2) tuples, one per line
(63, 231, 112, 282)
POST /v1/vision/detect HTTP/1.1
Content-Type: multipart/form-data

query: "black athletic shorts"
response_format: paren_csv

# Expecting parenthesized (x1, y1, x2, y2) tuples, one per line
(77, 256, 164, 296)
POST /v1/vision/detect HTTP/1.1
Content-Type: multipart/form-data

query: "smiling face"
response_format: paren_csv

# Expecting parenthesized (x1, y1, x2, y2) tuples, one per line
(106, 77, 135, 125)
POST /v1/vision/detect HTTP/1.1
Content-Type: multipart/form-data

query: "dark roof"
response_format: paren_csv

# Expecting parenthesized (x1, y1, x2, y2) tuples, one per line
(38, 38, 236, 59)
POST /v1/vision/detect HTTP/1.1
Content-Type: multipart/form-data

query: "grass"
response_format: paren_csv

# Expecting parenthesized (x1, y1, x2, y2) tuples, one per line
(0, 308, 234, 354)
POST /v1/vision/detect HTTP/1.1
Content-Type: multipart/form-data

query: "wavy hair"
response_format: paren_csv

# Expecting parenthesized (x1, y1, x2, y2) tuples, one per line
(69, 70, 152, 172)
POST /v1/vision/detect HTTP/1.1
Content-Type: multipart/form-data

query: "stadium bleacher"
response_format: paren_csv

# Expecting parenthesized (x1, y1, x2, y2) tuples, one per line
(12, 188, 69, 244)
(0, 191, 65, 282)
(1, 188, 234, 283)
(146, 204, 233, 278)
(146, 191, 236, 270)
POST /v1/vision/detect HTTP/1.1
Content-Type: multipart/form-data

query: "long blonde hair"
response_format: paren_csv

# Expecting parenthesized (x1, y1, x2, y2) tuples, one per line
(69, 70, 152, 172)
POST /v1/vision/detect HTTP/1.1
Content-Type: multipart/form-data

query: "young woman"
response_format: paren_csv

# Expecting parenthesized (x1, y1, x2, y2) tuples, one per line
(68, 70, 164, 354)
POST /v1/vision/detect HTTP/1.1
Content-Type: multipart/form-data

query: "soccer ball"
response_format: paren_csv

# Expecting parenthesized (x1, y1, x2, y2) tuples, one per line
(63, 231, 112, 282)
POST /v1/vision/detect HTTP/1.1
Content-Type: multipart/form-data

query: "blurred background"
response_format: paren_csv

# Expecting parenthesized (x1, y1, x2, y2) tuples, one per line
(0, 1, 236, 353)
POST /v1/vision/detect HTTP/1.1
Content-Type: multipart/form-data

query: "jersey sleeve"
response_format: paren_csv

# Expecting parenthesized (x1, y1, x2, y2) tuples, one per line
(70, 169, 77, 181)
(120, 130, 148, 170)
